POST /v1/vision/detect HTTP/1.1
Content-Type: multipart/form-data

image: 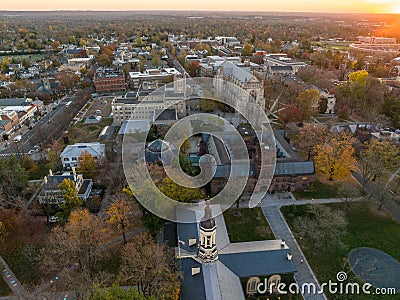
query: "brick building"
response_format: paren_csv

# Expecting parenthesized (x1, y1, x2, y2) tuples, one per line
(93, 69, 126, 93)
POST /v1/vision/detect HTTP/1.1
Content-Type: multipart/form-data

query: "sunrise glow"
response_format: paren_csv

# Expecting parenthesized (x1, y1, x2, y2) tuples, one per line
(0, 0, 398, 13)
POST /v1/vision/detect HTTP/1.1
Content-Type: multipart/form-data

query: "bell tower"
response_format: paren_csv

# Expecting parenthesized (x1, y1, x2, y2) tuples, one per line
(198, 204, 218, 262)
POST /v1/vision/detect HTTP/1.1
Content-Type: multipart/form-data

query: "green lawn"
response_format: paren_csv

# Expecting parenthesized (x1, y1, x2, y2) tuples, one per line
(281, 202, 400, 300)
(223, 208, 275, 242)
(67, 118, 113, 144)
(293, 180, 339, 199)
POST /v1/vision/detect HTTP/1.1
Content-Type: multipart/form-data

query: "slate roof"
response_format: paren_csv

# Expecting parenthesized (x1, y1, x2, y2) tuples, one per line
(219, 243, 296, 277)
(0, 98, 26, 107)
(270, 65, 294, 71)
(274, 161, 315, 175)
(176, 204, 297, 300)
(144, 139, 178, 164)
(0, 119, 11, 127)
(61, 142, 105, 159)
(221, 61, 253, 83)
(118, 119, 151, 135)
(180, 258, 206, 300)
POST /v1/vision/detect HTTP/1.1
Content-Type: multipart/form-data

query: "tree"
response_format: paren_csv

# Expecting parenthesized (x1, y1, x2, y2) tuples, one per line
(118, 232, 181, 300)
(47, 140, 65, 171)
(194, 43, 211, 56)
(278, 104, 303, 127)
(97, 53, 112, 67)
(151, 53, 162, 68)
(40, 209, 109, 295)
(185, 61, 200, 77)
(123, 187, 164, 237)
(359, 140, 400, 185)
(199, 98, 215, 112)
(22, 58, 31, 69)
(382, 95, 400, 128)
(0, 57, 10, 72)
(158, 175, 206, 203)
(107, 200, 131, 244)
(0, 221, 7, 244)
(292, 204, 347, 251)
(121, 62, 131, 77)
(0, 156, 29, 202)
(295, 89, 320, 121)
(90, 285, 152, 300)
(241, 43, 253, 56)
(314, 133, 356, 181)
(292, 123, 329, 161)
(77, 150, 97, 178)
(58, 179, 83, 220)
(343, 70, 368, 112)
(337, 105, 350, 121)
(337, 181, 361, 207)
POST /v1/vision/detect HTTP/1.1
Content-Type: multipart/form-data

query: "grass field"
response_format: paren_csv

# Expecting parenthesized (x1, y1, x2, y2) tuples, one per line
(293, 180, 339, 199)
(223, 207, 275, 242)
(281, 202, 400, 299)
(66, 118, 113, 144)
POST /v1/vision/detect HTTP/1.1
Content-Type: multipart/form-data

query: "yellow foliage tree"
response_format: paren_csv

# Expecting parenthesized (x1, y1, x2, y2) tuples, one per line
(295, 89, 320, 120)
(107, 200, 131, 244)
(77, 150, 97, 178)
(314, 133, 356, 181)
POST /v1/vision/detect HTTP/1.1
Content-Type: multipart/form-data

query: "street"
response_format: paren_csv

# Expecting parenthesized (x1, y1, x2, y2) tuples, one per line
(0, 93, 75, 155)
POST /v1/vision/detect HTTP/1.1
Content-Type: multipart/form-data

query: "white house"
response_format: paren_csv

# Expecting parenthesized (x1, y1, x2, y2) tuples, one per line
(60, 142, 105, 169)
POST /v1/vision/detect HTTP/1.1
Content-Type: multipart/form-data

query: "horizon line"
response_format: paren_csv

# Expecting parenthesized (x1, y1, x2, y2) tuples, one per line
(0, 9, 398, 15)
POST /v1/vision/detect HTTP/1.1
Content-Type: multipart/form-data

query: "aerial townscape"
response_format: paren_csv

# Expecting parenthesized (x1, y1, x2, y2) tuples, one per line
(0, 2, 400, 300)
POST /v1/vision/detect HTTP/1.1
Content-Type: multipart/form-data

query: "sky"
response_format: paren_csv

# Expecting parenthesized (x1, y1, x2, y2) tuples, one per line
(1, 0, 400, 13)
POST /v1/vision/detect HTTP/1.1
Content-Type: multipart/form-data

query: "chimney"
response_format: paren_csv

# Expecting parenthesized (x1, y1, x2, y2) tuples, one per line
(44, 176, 48, 184)
(72, 166, 77, 181)
(287, 253, 292, 261)
(49, 169, 53, 176)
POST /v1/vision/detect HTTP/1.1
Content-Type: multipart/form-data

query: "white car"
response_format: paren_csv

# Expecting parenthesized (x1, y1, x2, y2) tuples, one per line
(28, 149, 36, 155)
(49, 216, 58, 223)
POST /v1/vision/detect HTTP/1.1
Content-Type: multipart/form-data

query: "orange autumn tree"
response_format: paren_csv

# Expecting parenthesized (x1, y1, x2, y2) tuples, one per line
(314, 133, 356, 181)
(107, 199, 133, 245)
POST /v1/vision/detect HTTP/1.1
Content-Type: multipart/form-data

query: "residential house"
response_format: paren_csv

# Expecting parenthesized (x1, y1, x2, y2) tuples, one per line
(38, 169, 93, 204)
(60, 142, 105, 169)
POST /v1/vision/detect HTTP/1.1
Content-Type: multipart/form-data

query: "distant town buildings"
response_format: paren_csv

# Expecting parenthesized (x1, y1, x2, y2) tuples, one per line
(264, 53, 307, 77)
(349, 36, 400, 60)
(93, 69, 126, 93)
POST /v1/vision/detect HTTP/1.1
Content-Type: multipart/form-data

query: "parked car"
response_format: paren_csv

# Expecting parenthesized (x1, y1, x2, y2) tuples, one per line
(49, 216, 58, 223)
(13, 135, 22, 142)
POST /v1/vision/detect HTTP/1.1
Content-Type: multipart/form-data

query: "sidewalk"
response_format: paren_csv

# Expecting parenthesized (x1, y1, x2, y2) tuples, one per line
(260, 198, 327, 300)
(0, 256, 28, 298)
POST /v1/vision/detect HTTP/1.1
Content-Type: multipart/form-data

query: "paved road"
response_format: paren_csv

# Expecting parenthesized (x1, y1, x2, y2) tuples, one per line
(0, 256, 28, 298)
(0, 93, 74, 155)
